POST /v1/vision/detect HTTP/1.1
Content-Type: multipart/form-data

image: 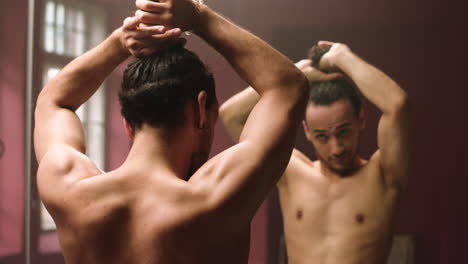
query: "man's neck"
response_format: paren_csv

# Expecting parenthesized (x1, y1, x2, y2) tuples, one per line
(318, 156, 366, 180)
(124, 126, 195, 181)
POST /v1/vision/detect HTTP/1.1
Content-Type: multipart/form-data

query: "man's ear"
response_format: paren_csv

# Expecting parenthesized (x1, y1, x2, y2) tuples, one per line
(196, 91, 208, 130)
(358, 107, 366, 130)
(123, 118, 134, 139)
(302, 120, 312, 142)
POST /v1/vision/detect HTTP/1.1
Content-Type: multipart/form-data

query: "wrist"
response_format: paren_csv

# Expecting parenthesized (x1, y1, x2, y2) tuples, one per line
(192, 3, 211, 36)
(110, 28, 131, 58)
(334, 49, 356, 70)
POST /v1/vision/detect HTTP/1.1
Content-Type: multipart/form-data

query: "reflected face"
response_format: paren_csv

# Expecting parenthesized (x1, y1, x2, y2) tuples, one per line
(303, 98, 363, 175)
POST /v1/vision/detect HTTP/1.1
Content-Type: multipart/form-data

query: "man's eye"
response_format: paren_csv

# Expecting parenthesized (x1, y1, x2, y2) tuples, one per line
(338, 130, 350, 137)
(316, 135, 327, 140)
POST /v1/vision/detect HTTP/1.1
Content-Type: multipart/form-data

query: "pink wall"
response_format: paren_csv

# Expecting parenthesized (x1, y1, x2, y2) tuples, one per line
(0, 0, 28, 258)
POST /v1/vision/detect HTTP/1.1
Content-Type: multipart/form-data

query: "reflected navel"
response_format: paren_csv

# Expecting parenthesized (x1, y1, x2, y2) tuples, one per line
(356, 213, 365, 224)
(296, 210, 303, 220)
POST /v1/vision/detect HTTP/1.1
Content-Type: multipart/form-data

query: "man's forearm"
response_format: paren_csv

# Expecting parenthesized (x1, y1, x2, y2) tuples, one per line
(336, 51, 408, 114)
(220, 87, 259, 142)
(194, 6, 307, 99)
(38, 28, 129, 111)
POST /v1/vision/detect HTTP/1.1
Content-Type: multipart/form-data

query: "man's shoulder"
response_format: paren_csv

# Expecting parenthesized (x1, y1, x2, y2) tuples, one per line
(278, 149, 316, 186)
(291, 149, 314, 165)
(38, 145, 99, 179)
(37, 145, 104, 207)
(286, 149, 317, 175)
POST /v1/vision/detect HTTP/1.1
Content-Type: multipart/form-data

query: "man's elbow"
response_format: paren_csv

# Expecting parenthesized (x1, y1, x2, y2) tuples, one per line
(387, 90, 410, 116)
(219, 100, 242, 127)
(395, 91, 410, 115)
(219, 101, 246, 142)
(35, 91, 51, 114)
(36, 86, 77, 112)
(35, 90, 66, 121)
(283, 67, 309, 97)
(219, 102, 231, 124)
(288, 74, 310, 113)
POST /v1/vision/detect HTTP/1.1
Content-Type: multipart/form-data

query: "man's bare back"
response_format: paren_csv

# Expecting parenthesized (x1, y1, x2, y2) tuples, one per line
(44, 152, 250, 264)
(278, 151, 400, 264)
(34, 1, 310, 263)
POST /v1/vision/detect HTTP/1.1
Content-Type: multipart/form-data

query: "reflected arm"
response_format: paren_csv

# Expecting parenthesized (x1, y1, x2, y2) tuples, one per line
(219, 87, 259, 143)
(331, 48, 411, 188)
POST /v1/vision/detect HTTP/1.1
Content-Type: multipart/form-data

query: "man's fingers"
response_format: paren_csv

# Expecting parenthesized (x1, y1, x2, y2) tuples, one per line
(138, 24, 167, 36)
(135, 37, 186, 57)
(303, 67, 344, 83)
(295, 59, 312, 70)
(123, 16, 141, 30)
(135, 9, 165, 25)
(153, 28, 183, 40)
(322, 72, 344, 81)
(318, 40, 334, 47)
(135, 0, 167, 13)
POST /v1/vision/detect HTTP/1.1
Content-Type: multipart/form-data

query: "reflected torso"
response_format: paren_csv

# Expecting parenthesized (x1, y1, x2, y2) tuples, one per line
(278, 152, 400, 264)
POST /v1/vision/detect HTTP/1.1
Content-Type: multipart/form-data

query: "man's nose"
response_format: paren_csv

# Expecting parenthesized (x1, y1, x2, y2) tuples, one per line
(331, 138, 345, 157)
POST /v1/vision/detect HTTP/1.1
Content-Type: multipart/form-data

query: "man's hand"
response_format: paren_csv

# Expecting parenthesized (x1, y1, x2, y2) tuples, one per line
(120, 16, 186, 58)
(295, 59, 342, 83)
(135, 0, 200, 31)
(317, 41, 352, 73)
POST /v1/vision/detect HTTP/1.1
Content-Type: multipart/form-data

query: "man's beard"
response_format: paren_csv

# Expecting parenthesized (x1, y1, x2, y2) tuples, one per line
(315, 150, 358, 177)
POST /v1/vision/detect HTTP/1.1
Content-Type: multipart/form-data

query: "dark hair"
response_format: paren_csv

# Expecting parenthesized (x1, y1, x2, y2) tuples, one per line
(306, 44, 361, 117)
(308, 44, 331, 68)
(308, 79, 362, 117)
(119, 46, 216, 130)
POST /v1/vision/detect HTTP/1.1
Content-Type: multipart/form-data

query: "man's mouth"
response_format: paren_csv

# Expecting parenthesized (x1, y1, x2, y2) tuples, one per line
(331, 153, 347, 161)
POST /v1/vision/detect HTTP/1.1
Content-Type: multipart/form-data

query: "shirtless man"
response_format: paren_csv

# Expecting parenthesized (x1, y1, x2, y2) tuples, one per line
(32, 0, 320, 263)
(220, 42, 411, 264)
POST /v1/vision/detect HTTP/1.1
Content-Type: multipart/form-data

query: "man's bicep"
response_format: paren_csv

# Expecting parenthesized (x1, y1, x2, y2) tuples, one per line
(240, 92, 302, 146)
(377, 110, 411, 187)
(196, 141, 291, 221)
(240, 93, 302, 176)
(208, 95, 302, 210)
(34, 103, 86, 163)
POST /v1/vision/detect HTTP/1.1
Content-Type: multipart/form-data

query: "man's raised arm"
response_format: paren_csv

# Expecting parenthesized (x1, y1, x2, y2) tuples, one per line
(318, 41, 411, 188)
(34, 18, 182, 162)
(136, 0, 317, 217)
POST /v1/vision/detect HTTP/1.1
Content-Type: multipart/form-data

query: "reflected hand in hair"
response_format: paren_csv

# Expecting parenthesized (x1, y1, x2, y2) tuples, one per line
(295, 59, 342, 84)
(317, 41, 352, 73)
(135, 0, 201, 32)
(120, 16, 186, 58)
